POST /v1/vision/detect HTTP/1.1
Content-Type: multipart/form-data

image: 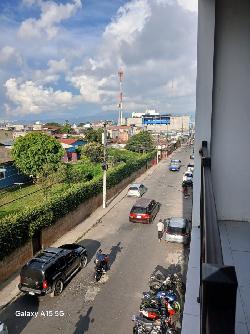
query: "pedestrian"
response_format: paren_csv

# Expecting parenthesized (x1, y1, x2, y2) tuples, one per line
(182, 181, 189, 198)
(157, 219, 165, 242)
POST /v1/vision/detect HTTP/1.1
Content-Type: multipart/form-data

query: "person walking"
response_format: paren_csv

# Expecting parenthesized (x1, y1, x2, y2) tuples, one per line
(157, 219, 165, 242)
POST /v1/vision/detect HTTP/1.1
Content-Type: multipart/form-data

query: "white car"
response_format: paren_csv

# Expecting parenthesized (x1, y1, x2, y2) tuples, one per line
(183, 171, 193, 183)
(187, 163, 194, 172)
(0, 321, 8, 334)
(127, 183, 147, 197)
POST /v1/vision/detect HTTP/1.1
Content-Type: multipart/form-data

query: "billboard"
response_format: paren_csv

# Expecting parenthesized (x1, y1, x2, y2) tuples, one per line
(142, 115, 170, 125)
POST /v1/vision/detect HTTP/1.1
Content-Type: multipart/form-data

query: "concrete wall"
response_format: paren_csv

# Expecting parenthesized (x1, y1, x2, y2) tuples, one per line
(211, 0, 250, 221)
(0, 242, 33, 284)
(0, 164, 149, 284)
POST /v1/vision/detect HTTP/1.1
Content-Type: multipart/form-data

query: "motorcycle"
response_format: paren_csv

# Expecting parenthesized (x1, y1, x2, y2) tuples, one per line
(142, 290, 179, 303)
(149, 273, 185, 295)
(94, 256, 109, 282)
(132, 315, 177, 334)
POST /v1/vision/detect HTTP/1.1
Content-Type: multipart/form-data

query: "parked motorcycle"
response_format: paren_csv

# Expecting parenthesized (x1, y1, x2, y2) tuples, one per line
(149, 273, 185, 296)
(132, 315, 177, 334)
(142, 290, 179, 303)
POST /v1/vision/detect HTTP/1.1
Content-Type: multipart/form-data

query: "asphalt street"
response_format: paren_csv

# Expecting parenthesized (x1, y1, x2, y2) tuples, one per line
(0, 146, 193, 334)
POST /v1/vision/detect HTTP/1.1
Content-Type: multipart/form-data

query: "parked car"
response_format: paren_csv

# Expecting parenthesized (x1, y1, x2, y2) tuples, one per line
(187, 163, 194, 173)
(18, 244, 88, 297)
(129, 198, 160, 224)
(190, 154, 194, 159)
(169, 162, 181, 171)
(171, 159, 181, 164)
(0, 321, 8, 334)
(165, 218, 191, 245)
(183, 171, 193, 184)
(127, 183, 147, 197)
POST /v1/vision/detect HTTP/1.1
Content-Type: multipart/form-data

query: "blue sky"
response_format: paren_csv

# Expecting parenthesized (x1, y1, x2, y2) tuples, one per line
(0, 0, 197, 122)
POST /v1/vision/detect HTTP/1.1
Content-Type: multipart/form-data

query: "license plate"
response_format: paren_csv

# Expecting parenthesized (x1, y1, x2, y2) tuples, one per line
(136, 215, 142, 218)
(29, 292, 35, 295)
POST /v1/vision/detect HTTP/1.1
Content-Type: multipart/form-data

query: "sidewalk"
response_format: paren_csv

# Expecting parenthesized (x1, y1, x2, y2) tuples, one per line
(0, 162, 160, 311)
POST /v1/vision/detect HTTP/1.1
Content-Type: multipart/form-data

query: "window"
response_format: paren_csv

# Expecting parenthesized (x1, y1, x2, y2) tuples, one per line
(0, 167, 6, 180)
(131, 206, 146, 214)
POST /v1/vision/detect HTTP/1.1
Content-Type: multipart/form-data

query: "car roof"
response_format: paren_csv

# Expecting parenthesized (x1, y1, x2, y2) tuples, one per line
(133, 198, 154, 207)
(24, 247, 69, 270)
(129, 183, 142, 188)
(168, 218, 187, 228)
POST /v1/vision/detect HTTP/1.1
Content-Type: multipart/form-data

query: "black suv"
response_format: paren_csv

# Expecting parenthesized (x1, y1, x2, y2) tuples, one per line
(18, 243, 87, 297)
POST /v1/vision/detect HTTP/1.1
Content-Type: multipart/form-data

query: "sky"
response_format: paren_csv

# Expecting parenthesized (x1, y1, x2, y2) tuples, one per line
(0, 0, 198, 122)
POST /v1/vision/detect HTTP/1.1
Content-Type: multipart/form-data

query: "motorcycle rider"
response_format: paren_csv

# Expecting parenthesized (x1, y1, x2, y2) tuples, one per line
(95, 249, 109, 272)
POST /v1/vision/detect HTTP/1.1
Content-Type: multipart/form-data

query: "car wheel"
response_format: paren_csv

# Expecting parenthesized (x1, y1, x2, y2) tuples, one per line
(80, 255, 88, 269)
(53, 279, 64, 296)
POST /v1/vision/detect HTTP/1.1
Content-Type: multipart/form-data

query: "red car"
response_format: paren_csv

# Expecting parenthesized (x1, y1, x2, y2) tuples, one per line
(129, 198, 160, 224)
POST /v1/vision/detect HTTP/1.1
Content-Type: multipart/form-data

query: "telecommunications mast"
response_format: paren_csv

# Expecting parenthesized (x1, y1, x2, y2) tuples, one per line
(118, 69, 124, 125)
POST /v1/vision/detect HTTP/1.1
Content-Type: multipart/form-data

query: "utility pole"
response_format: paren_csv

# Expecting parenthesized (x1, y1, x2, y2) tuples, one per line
(102, 122, 107, 208)
(156, 133, 160, 164)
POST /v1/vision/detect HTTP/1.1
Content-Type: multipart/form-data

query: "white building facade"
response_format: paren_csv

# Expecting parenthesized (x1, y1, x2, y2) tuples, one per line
(183, 1, 250, 333)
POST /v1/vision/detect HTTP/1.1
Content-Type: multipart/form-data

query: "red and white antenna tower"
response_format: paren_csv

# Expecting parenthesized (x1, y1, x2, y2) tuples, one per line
(118, 68, 124, 125)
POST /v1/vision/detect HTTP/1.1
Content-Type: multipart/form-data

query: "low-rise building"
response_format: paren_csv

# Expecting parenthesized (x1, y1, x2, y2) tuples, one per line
(58, 138, 86, 162)
(107, 125, 135, 144)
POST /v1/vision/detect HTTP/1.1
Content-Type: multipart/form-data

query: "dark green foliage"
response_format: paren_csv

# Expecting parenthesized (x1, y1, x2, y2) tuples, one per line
(11, 132, 64, 177)
(0, 151, 154, 260)
(84, 127, 103, 143)
(125, 131, 155, 152)
(81, 143, 104, 163)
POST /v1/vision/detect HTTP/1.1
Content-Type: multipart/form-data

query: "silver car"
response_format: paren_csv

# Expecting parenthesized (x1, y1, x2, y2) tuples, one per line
(127, 183, 147, 197)
(165, 218, 191, 245)
(0, 321, 8, 334)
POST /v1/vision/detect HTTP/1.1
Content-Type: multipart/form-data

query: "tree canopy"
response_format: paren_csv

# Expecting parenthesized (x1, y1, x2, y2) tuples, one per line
(84, 127, 103, 143)
(125, 131, 155, 152)
(81, 142, 103, 163)
(11, 132, 64, 177)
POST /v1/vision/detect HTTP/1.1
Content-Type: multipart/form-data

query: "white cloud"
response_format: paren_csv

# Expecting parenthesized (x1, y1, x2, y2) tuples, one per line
(68, 75, 106, 103)
(18, 0, 82, 40)
(2, 0, 197, 118)
(4, 78, 76, 115)
(0, 46, 23, 65)
(177, 0, 198, 12)
(72, 0, 197, 115)
(32, 58, 69, 84)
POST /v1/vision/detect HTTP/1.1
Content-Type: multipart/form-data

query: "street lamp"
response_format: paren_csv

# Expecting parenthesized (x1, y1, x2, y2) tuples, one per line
(102, 122, 108, 208)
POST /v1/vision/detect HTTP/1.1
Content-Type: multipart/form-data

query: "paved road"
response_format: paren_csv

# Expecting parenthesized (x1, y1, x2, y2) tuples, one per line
(0, 146, 193, 334)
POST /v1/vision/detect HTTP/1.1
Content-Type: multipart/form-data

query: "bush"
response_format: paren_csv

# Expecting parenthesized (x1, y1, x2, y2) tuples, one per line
(0, 152, 154, 260)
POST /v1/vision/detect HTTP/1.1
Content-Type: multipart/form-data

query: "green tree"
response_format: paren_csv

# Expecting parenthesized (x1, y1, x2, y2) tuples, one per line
(45, 122, 61, 127)
(84, 127, 103, 143)
(125, 131, 155, 153)
(81, 142, 103, 163)
(11, 132, 64, 177)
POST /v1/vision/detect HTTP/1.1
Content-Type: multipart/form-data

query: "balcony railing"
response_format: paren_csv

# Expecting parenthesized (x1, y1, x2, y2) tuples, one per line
(199, 141, 238, 334)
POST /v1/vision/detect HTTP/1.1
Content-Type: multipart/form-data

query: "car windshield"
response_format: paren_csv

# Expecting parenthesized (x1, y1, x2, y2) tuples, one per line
(129, 187, 139, 191)
(167, 226, 186, 235)
(185, 173, 192, 177)
(131, 206, 147, 214)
